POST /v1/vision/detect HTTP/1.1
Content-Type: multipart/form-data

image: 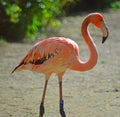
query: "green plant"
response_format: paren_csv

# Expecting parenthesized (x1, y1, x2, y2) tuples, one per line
(5, 3, 21, 23)
(25, 0, 62, 38)
(0, 0, 66, 41)
(111, 1, 120, 10)
(100, 60, 107, 64)
(1, 0, 118, 42)
(0, 37, 7, 43)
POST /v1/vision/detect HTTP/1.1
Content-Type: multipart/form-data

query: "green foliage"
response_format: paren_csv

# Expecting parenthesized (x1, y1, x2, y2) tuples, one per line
(100, 60, 107, 64)
(0, 37, 7, 43)
(0, 0, 66, 41)
(110, 1, 120, 10)
(62, 0, 120, 14)
(0, 0, 120, 42)
(25, 0, 62, 38)
(5, 3, 21, 23)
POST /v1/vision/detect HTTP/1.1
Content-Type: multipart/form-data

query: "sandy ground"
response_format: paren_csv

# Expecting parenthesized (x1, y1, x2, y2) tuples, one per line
(0, 10, 120, 117)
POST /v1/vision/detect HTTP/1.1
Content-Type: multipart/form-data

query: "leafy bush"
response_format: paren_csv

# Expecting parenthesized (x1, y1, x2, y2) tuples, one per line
(0, 0, 67, 41)
(62, 0, 120, 14)
(0, 0, 119, 42)
(25, 0, 62, 38)
(110, 1, 120, 9)
(5, 3, 22, 23)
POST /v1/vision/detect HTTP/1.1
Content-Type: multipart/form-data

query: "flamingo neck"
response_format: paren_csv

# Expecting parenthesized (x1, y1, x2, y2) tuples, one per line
(72, 18, 98, 71)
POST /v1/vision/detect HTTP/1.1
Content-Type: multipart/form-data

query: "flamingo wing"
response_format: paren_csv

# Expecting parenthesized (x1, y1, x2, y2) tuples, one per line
(12, 37, 66, 73)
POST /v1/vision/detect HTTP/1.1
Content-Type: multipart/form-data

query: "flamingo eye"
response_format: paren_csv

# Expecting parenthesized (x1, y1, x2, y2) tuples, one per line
(100, 19, 103, 22)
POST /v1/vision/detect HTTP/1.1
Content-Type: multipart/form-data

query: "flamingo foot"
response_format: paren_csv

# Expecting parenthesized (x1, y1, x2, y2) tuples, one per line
(59, 100, 66, 117)
(39, 102, 45, 117)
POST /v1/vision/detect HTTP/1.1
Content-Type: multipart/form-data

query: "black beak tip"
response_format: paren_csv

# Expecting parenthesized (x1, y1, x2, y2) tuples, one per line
(102, 36, 107, 44)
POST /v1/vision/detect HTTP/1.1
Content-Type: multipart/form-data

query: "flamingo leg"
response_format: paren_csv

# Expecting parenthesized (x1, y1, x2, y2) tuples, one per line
(58, 75, 66, 117)
(39, 78, 48, 117)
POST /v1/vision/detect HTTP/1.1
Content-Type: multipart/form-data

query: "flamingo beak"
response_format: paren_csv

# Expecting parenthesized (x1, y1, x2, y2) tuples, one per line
(102, 35, 108, 43)
(101, 21, 109, 43)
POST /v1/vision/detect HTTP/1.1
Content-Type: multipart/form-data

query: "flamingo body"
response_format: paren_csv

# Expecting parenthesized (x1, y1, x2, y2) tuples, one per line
(13, 37, 79, 75)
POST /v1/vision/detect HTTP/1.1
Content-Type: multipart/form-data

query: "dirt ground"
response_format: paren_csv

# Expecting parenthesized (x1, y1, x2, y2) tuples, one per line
(0, 10, 120, 117)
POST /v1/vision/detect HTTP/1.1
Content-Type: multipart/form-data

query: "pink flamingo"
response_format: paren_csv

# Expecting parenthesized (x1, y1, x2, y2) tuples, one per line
(12, 13, 109, 117)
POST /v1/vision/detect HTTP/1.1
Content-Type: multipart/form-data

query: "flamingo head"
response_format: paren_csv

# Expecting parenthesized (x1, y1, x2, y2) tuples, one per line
(89, 13, 109, 43)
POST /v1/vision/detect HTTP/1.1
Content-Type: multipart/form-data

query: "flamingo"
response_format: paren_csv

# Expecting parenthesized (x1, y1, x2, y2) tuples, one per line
(12, 13, 109, 117)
